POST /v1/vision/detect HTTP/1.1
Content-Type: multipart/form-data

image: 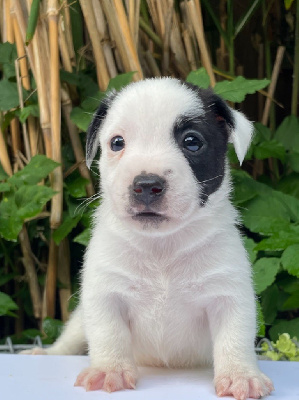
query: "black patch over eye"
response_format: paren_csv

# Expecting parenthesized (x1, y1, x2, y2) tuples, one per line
(110, 136, 125, 151)
(183, 134, 205, 152)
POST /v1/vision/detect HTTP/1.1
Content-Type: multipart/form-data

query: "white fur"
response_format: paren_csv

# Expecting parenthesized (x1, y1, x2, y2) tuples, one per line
(22, 79, 273, 399)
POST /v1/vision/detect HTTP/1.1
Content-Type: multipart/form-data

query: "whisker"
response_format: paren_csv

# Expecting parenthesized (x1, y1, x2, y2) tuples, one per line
(198, 174, 223, 184)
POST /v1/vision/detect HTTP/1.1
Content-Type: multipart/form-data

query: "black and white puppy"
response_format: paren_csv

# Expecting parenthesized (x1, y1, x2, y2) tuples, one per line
(24, 79, 274, 399)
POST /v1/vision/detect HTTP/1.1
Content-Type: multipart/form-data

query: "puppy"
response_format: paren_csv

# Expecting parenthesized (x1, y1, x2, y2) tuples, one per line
(24, 78, 274, 399)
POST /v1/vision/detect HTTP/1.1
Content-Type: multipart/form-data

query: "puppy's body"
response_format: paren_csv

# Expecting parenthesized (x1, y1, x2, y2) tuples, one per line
(24, 79, 273, 399)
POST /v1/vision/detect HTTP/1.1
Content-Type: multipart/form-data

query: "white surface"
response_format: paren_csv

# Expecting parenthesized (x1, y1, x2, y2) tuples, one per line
(0, 355, 298, 400)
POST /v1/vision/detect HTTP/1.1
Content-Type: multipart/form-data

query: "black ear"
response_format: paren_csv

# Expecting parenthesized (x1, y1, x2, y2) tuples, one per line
(86, 91, 117, 169)
(183, 83, 253, 164)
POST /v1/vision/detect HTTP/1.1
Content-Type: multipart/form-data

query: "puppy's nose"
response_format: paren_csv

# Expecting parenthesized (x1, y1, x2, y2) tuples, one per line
(132, 174, 166, 205)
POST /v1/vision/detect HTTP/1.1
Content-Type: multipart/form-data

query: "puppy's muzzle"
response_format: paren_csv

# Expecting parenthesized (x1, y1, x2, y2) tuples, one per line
(132, 174, 166, 206)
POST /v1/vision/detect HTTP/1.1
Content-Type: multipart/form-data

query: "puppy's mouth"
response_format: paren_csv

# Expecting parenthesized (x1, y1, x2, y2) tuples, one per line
(132, 209, 167, 222)
(136, 211, 161, 218)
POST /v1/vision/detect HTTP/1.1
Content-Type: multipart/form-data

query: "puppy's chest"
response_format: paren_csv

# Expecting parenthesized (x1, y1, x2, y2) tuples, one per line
(126, 271, 205, 319)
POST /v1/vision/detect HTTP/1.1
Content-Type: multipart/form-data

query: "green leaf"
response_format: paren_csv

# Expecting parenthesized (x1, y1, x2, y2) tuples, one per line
(281, 244, 299, 278)
(15, 185, 55, 219)
(275, 115, 299, 152)
(26, 0, 41, 45)
(0, 272, 15, 286)
(282, 292, 299, 311)
(252, 257, 281, 294)
(284, 0, 295, 10)
(70, 107, 93, 132)
(0, 197, 23, 240)
(277, 174, 299, 198)
(234, 0, 263, 37)
(0, 162, 9, 180)
(60, 69, 80, 86)
(241, 196, 290, 234)
(253, 140, 285, 161)
(254, 122, 271, 141)
(73, 227, 91, 246)
(0, 79, 20, 111)
(52, 214, 81, 245)
(16, 104, 39, 123)
(279, 276, 299, 294)
(243, 237, 257, 264)
(231, 169, 259, 204)
(42, 317, 64, 341)
(66, 176, 89, 198)
(261, 284, 279, 324)
(269, 318, 299, 341)
(107, 72, 135, 91)
(81, 91, 105, 112)
(0, 182, 11, 192)
(288, 152, 299, 173)
(186, 68, 211, 89)
(214, 77, 270, 102)
(256, 301, 265, 337)
(0, 291, 18, 316)
(8, 155, 59, 187)
(255, 228, 299, 251)
(0, 42, 17, 64)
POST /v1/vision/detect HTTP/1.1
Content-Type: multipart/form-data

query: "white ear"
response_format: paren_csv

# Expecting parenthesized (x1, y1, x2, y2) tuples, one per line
(229, 109, 254, 165)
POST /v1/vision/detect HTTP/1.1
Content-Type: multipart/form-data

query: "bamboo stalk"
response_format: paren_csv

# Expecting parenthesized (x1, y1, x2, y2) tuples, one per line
(101, 0, 132, 74)
(91, 0, 117, 78)
(13, 12, 38, 157)
(261, 46, 285, 126)
(134, 0, 141, 46)
(58, 14, 72, 73)
(19, 225, 42, 319)
(61, 0, 75, 65)
(112, 0, 143, 80)
(291, 0, 299, 116)
(48, 0, 63, 229)
(187, 0, 216, 86)
(6, 0, 21, 170)
(144, 49, 161, 76)
(162, 1, 173, 75)
(13, 0, 36, 77)
(0, 129, 13, 175)
(79, 0, 110, 90)
(15, 57, 31, 160)
(61, 86, 95, 197)
(43, 236, 58, 319)
(182, 27, 197, 70)
(170, 11, 189, 77)
(5, 0, 13, 41)
(26, 0, 52, 157)
(57, 238, 71, 322)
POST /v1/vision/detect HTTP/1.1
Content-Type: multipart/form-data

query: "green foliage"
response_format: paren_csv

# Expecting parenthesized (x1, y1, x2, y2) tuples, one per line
(70, 72, 135, 132)
(0, 292, 18, 317)
(186, 69, 270, 102)
(26, 0, 42, 45)
(42, 317, 64, 342)
(261, 333, 299, 361)
(226, 114, 299, 340)
(0, 155, 58, 240)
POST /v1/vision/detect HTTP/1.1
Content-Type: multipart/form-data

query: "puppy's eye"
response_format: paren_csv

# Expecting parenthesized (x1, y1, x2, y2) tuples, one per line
(183, 135, 204, 152)
(110, 136, 125, 151)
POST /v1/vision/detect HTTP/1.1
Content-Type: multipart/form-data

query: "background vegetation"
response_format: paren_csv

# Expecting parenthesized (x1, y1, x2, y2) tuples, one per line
(0, 0, 298, 348)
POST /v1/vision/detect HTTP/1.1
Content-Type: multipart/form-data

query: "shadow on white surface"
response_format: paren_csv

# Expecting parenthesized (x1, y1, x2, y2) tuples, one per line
(1, 355, 298, 399)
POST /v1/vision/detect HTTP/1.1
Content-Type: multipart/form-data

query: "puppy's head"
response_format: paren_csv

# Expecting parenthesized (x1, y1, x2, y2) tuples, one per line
(86, 78, 253, 235)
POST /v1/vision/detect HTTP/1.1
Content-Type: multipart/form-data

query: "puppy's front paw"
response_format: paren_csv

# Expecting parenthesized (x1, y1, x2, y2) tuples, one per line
(74, 366, 137, 392)
(215, 371, 274, 400)
(19, 347, 48, 355)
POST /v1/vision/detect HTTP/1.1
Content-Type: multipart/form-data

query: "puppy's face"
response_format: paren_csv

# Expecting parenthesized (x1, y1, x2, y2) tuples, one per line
(86, 79, 252, 235)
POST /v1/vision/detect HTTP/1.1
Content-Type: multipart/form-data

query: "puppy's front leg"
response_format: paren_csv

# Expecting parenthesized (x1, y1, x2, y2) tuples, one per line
(75, 295, 137, 392)
(208, 294, 274, 400)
